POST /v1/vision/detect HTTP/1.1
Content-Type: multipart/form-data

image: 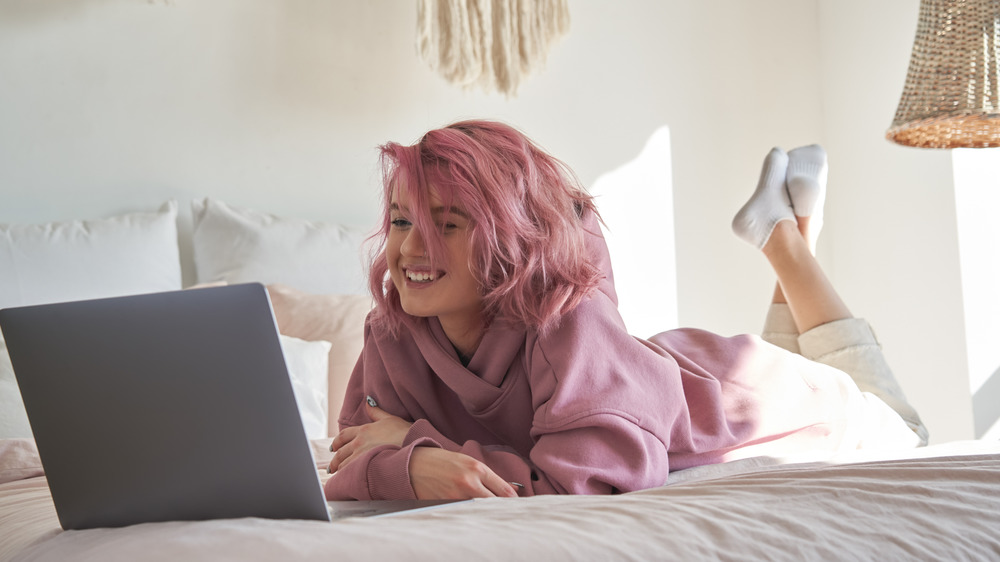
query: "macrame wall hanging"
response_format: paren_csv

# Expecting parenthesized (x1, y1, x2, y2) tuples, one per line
(416, 0, 570, 96)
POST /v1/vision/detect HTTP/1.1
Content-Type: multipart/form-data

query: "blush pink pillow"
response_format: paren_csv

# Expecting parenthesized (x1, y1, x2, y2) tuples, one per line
(267, 284, 372, 437)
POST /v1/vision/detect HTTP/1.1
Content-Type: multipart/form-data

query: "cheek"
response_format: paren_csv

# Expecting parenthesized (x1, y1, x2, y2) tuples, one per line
(457, 256, 482, 296)
(384, 248, 402, 286)
(385, 234, 403, 264)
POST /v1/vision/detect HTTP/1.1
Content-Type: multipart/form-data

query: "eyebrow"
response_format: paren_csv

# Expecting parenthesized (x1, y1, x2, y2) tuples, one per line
(389, 203, 470, 219)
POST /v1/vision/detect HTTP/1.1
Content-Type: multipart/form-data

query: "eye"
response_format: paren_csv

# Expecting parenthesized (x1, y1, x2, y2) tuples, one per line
(390, 218, 411, 229)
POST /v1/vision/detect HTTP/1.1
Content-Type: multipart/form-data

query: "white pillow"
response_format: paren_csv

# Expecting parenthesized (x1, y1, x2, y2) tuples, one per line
(0, 201, 182, 310)
(0, 337, 32, 439)
(191, 198, 368, 296)
(279, 334, 332, 441)
(0, 203, 182, 440)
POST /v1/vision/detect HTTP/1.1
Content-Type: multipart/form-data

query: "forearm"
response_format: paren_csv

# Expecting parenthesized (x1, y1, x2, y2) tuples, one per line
(329, 415, 667, 499)
(324, 438, 434, 501)
(405, 418, 665, 496)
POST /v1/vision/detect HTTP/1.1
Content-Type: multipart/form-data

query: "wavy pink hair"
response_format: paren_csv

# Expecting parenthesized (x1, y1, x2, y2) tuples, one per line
(367, 120, 603, 335)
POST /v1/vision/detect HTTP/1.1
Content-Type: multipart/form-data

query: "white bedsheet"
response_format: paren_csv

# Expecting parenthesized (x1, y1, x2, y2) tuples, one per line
(2, 439, 999, 561)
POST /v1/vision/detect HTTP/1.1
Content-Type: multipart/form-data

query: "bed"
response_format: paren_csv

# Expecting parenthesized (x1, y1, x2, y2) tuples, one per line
(2, 199, 999, 561)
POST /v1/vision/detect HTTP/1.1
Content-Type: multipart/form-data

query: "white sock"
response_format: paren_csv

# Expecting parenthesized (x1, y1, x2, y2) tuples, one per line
(786, 144, 827, 218)
(732, 147, 794, 249)
(786, 144, 827, 251)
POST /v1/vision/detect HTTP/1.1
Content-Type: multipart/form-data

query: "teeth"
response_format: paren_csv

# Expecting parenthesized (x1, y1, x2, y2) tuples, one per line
(406, 270, 436, 282)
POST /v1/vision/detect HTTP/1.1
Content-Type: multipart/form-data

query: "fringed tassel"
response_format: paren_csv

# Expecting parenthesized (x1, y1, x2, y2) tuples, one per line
(416, 0, 570, 96)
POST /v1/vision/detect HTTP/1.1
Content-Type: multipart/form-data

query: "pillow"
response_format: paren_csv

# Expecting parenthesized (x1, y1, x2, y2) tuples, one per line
(280, 334, 332, 441)
(0, 337, 32, 440)
(0, 438, 43, 485)
(0, 201, 182, 310)
(267, 284, 372, 437)
(0, 202, 182, 440)
(191, 198, 369, 296)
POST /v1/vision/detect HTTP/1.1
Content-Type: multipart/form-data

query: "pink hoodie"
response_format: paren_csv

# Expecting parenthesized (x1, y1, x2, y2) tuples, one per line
(324, 212, 857, 499)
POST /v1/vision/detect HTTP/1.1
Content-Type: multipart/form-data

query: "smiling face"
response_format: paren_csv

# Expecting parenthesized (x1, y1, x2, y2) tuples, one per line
(386, 186, 484, 351)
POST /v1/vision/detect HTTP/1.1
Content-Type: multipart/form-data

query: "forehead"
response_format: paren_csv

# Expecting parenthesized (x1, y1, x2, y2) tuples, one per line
(389, 184, 469, 219)
(389, 182, 443, 207)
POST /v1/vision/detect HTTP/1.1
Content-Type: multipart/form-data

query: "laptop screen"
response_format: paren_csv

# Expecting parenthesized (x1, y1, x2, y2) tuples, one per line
(0, 283, 331, 529)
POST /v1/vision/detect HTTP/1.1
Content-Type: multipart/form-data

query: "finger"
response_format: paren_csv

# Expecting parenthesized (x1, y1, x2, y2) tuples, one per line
(366, 403, 392, 421)
(329, 427, 358, 452)
(480, 470, 518, 498)
(328, 443, 357, 473)
(471, 485, 497, 499)
(329, 452, 356, 474)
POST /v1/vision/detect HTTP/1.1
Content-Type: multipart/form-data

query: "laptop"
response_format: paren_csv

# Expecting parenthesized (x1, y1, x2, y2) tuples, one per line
(0, 283, 336, 529)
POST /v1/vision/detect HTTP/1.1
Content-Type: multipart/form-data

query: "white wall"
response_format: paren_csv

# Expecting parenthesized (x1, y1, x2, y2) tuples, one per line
(0, 0, 977, 442)
(816, 0, 974, 443)
(0, 0, 825, 290)
(952, 148, 1000, 438)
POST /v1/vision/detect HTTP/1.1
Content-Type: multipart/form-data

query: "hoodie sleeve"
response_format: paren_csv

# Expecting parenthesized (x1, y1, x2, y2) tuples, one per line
(516, 295, 687, 495)
(323, 320, 467, 500)
(326, 398, 673, 499)
(402, 412, 670, 495)
(324, 438, 441, 500)
(387, 298, 683, 497)
(325, 382, 671, 499)
(325, 206, 686, 499)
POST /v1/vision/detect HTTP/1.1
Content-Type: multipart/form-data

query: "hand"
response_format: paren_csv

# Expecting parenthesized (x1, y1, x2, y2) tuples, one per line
(409, 447, 517, 500)
(328, 401, 413, 473)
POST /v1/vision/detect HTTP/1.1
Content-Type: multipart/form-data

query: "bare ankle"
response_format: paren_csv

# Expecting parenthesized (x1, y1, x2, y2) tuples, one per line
(761, 220, 801, 257)
(796, 216, 816, 256)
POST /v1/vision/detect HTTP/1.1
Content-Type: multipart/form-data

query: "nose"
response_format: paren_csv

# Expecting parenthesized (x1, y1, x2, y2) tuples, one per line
(400, 227, 426, 258)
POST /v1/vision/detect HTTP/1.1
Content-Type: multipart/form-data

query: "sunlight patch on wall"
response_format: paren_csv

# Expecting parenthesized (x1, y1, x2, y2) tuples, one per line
(589, 126, 675, 338)
(952, 147, 1000, 438)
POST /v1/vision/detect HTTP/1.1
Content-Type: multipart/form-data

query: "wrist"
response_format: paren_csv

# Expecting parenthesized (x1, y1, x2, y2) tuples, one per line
(404, 419, 461, 450)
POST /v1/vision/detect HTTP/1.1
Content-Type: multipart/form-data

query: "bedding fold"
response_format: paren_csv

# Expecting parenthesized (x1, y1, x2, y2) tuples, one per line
(2, 440, 999, 561)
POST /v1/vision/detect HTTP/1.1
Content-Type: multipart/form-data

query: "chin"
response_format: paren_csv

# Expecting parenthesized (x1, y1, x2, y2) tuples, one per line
(399, 301, 435, 319)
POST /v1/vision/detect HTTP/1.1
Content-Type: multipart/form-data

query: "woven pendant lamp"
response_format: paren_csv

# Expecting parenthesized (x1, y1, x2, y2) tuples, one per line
(886, 0, 1000, 148)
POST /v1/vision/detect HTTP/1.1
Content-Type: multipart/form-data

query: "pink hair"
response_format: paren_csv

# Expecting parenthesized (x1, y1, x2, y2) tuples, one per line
(366, 120, 603, 335)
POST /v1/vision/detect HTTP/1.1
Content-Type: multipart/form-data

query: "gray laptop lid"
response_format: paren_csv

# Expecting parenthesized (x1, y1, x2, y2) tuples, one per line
(0, 283, 331, 529)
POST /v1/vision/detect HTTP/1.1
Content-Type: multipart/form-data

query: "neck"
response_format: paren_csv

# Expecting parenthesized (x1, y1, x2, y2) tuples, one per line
(439, 316, 485, 362)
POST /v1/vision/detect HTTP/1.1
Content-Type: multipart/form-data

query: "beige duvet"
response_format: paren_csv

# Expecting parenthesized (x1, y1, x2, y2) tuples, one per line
(2, 439, 999, 561)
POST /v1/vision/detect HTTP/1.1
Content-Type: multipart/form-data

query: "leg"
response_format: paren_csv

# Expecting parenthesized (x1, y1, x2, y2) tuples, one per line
(764, 145, 832, 336)
(764, 214, 824, 352)
(796, 313, 928, 445)
(739, 147, 832, 350)
(762, 221, 850, 333)
(771, 215, 820, 305)
(766, 215, 927, 444)
(761, 301, 800, 354)
(735, 147, 928, 444)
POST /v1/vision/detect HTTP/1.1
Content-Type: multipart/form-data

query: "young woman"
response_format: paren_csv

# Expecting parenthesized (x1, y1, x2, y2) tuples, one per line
(323, 120, 926, 501)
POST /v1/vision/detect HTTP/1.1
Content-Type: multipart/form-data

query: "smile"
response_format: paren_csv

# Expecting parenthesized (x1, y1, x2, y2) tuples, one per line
(405, 269, 440, 283)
